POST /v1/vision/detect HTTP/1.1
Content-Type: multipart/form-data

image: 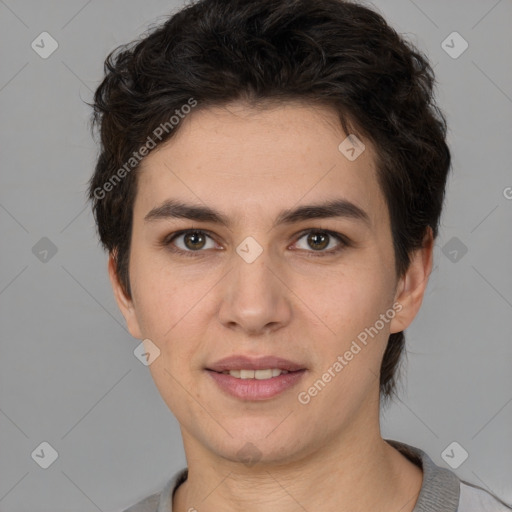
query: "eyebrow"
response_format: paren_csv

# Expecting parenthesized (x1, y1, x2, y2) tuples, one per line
(144, 198, 371, 228)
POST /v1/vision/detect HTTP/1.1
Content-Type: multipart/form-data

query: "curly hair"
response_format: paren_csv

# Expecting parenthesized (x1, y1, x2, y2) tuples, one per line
(88, 0, 451, 401)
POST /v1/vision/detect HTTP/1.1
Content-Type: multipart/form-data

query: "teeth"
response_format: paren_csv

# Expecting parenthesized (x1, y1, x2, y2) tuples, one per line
(220, 369, 290, 379)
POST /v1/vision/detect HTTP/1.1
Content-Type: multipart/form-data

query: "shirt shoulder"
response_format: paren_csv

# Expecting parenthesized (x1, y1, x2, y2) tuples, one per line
(121, 492, 160, 512)
(387, 440, 511, 512)
(458, 481, 512, 511)
(121, 468, 188, 512)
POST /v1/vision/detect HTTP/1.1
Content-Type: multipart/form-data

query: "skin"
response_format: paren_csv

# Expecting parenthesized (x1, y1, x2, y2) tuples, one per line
(109, 100, 433, 512)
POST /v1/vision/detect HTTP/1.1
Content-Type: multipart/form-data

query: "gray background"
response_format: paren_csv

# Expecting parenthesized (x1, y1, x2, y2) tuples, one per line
(0, 0, 511, 510)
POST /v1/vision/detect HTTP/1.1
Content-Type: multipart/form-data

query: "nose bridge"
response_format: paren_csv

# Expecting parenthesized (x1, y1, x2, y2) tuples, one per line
(218, 238, 291, 333)
(234, 244, 274, 296)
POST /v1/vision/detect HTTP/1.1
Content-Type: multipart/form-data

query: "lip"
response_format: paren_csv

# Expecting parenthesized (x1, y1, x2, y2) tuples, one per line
(206, 355, 306, 373)
(206, 368, 307, 400)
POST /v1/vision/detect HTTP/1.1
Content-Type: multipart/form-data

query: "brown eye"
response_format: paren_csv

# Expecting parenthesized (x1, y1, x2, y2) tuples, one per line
(183, 231, 207, 250)
(293, 229, 349, 256)
(165, 230, 217, 254)
(307, 232, 330, 251)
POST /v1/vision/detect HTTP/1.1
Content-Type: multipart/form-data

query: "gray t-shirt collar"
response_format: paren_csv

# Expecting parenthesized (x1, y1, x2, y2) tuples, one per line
(157, 439, 460, 511)
(386, 439, 460, 511)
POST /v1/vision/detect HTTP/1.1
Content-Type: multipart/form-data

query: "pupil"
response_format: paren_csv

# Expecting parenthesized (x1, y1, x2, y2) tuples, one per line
(309, 232, 328, 250)
(185, 231, 205, 250)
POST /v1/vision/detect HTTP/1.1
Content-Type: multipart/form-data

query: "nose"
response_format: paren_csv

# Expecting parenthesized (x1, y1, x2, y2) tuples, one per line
(217, 247, 292, 336)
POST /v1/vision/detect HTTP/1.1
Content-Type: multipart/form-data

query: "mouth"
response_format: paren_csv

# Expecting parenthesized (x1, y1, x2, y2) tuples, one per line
(206, 354, 306, 373)
(208, 368, 299, 379)
(204, 355, 307, 400)
(205, 368, 307, 400)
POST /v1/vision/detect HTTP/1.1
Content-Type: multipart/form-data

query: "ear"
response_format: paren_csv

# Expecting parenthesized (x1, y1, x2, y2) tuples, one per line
(389, 227, 434, 334)
(108, 252, 143, 339)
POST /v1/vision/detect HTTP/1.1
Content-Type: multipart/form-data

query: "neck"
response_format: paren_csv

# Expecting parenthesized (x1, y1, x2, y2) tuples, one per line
(173, 425, 422, 512)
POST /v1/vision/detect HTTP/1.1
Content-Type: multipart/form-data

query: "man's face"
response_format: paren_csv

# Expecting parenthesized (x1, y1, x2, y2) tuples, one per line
(113, 101, 407, 465)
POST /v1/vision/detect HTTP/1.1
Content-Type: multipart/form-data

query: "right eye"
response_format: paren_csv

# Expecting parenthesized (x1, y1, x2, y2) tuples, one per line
(162, 229, 219, 256)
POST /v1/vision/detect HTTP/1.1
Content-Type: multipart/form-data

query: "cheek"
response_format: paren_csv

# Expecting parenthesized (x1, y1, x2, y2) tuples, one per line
(129, 246, 197, 337)
(129, 251, 213, 384)
(306, 262, 394, 337)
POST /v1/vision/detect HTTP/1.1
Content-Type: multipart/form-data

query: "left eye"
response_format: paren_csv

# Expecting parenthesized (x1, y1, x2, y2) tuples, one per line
(293, 230, 347, 254)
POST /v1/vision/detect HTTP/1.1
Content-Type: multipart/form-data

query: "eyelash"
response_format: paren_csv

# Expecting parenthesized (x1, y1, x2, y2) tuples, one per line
(160, 228, 350, 258)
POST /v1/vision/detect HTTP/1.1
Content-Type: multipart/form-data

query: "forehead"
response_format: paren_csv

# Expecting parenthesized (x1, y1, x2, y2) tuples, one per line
(135, 101, 388, 228)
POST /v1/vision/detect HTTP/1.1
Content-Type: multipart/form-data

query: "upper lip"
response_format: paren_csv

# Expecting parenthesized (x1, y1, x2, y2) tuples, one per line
(206, 355, 306, 372)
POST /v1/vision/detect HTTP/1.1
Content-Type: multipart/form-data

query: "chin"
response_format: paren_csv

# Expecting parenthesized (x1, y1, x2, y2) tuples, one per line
(210, 428, 308, 467)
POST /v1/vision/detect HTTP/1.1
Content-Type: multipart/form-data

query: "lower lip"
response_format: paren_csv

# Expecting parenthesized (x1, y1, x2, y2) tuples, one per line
(206, 369, 306, 400)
